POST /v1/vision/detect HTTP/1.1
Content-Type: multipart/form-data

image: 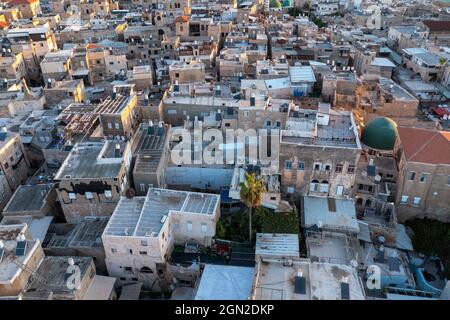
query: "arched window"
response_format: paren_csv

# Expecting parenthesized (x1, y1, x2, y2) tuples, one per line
(320, 180, 329, 193)
(310, 180, 320, 192)
(140, 266, 153, 274)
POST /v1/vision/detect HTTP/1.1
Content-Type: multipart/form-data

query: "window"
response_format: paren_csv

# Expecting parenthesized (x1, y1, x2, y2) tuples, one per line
(413, 197, 421, 205)
(85, 192, 93, 200)
(111, 248, 117, 254)
(400, 195, 409, 204)
(201, 223, 207, 233)
(124, 267, 132, 272)
(298, 162, 305, 170)
(139, 251, 147, 255)
(314, 163, 321, 171)
(68, 192, 76, 200)
(128, 249, 133, 255)
(140, 184, 146, 193)
(285, 160, 292, 169)
(115, 122, 120, 129)
(420, 174, 429, 183)
(448, 176, 450, 185)
(347, 165, 355, 174)
(140, 267, 153, 273)
(4, 162, 8, 169)
(310, 180, 320, 192)
(187, 221, 193, 231)
(335, 164, 343, 173)
(409, 171, 416, 181)
(107, 122, 112, 129)
(325, 164, 331, 171)
(243, 111, 249, 117)
(319, 180, 329, 193)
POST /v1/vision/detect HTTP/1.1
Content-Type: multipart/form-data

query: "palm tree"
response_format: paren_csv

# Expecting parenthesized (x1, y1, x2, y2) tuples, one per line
(240, 172, 266, 242)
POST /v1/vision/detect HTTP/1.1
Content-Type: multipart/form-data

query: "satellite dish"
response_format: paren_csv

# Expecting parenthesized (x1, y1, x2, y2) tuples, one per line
(68, 257, 75, 266)
(0, 240, 4, 249)
(17, 233, 25, 241)
(362, 171, 368, 177)
(374, 175, 381, 182)
(317, 220, 323, 228)
(350, 259, 358, 268)
(378, 236, 385, 244)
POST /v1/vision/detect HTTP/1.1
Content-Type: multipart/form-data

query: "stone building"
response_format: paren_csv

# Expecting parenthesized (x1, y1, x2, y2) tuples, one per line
(102, 188, 220, 291)
(131, 122, 171, 196)
(280, 105, 362, 199)
(0, 224, 44, 297)
(394, 126, 450, 223)
(95, 85, 140, 139)
(53, 140, 132, 223)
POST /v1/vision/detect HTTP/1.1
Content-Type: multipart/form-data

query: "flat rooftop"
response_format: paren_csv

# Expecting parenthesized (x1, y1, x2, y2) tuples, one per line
(0, 226, 40, 284)
(133, 124, 168, 174)
(162, 95, 265, 109)
(55, 140, 126, 179)
(305, 231, 361, 265)
(23, 256, 92, 295)
(44, 218, 109, 249)
(3, 184, 53, 214)
(104, 188, 219, 237)
(255, 233, 299, 258)
(289, 66, 316, 83)
(379, 78, 418, 101)
(95, 94, 134, 114)
(195, 265, 254, 300)
(282, 110, 360, 149)
(253, 258, 365, 300)
(303, 196, 360, 234)
(1, 216, 53, 243)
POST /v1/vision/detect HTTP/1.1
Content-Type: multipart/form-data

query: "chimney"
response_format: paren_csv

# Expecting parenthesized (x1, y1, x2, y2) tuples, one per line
(250, 93, 256, 106)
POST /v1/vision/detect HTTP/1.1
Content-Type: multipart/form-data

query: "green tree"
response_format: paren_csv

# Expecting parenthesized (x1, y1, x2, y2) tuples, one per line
(240, 172, 266, 242)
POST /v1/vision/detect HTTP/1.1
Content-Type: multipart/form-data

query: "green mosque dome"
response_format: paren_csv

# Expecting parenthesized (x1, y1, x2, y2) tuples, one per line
(361, 117, 398, 151)
(270, 0, 282, 8)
